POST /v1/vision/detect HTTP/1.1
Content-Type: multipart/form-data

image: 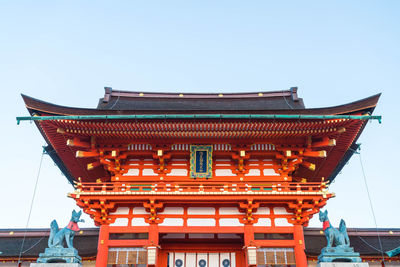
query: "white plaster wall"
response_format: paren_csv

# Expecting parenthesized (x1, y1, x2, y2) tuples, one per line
(109, 207, 130, 215)
(166, 169, 188, 176)
(131, 218, 149, 226)
(111, 218, 129, 226)
(219, 218, 243, 226)
(132, 207, 150, 214)
(142, 169, 157, 176)
(123, 168, 139, 176)
(263, 168, 279, 175)
(187, 207, 215, 215)
(219, 207, 243, 215)
(215, 169, 236, 176)
(159, 218, 184, 226)
(245, 169, 261, 176)
(187, 218, 216, 226)
(273, 207, 290, 214)
(274, 218, 292, 226)
(254, 207, 270, 215)
(159, 207, 184, 214)
(253, 218, 271, 226)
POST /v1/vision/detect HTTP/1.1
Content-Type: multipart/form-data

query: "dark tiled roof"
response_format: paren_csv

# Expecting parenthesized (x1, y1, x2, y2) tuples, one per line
(1, 228, 399, 259)
(22, 88, 380, 116)
(0, 228, 98, 258)
(304, 228, 400, 256)
(97, 87, 305, 111)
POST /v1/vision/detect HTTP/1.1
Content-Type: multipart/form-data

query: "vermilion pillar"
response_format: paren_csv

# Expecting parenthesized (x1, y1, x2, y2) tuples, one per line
(244, 224, 256, 267)
(96, 224, 109, 267)
(148, 223, 159, 266)
(293, 224, 307, 267)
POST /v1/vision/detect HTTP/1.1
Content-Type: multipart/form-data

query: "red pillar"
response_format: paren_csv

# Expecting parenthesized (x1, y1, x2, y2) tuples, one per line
(148, 223, 159, 266)
(293, 224, 307, 267)
(244, 224, 256, 267)
(96, 224, 109, 267)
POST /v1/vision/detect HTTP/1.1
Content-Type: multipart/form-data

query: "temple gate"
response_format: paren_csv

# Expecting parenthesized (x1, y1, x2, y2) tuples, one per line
(20, 87, 380, 267)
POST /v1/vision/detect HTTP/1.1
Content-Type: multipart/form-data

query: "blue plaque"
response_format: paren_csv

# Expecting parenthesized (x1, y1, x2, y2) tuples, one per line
(190, 145, 213, 179)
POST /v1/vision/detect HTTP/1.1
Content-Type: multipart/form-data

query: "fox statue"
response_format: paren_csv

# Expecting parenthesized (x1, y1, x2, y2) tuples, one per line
(48, 210, 85, 249)
(319, 210, 350, 248)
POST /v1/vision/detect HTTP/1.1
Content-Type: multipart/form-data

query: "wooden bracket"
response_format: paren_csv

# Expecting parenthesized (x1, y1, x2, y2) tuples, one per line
(143, 200, 164, 224)
(239, 200, 260, 225)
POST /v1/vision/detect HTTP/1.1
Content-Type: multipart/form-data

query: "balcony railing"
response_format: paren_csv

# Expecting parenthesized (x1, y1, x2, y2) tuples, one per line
(73, 181, 328, 195)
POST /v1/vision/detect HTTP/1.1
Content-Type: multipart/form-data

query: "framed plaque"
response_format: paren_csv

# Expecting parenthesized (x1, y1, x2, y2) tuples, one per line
(190, 145, 213, 179)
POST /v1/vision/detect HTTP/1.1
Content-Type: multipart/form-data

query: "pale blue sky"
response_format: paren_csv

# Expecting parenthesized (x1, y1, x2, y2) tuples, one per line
(0, 1, 399, 229)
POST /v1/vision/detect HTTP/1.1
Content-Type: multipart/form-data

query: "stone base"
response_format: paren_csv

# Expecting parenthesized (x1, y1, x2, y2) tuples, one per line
(318, 247, 362, 263)
(317, 263, 369, 267)
(31, 264, 81, 267)
(36, 247, 81, 264)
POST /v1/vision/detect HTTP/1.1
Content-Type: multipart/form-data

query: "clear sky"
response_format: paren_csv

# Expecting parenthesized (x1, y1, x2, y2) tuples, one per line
(0, 1, 399, 230)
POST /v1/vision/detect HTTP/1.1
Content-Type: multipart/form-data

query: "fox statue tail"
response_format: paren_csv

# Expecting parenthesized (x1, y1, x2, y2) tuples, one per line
(48, 220, 59, 248)
(339, 219, 350, 246)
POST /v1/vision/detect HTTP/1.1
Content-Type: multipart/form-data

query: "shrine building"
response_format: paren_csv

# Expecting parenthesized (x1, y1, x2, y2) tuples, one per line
(18, 87, 382, 267)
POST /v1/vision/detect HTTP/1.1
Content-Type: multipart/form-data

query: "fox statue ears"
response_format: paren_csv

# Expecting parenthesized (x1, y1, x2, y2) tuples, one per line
(319, 210, 328, 218)
(72, 210, 82, 217)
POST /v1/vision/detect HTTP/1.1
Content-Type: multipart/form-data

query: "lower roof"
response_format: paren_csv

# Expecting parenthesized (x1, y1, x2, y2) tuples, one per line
(1, 228, 398, 259)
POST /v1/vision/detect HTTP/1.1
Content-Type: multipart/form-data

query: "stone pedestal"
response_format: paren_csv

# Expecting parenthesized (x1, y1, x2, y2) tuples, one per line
(36, 247, 81, 264)
(31, 264, 81, 267)
(318, 247, 362, 263)
(317, 263, 369, 267)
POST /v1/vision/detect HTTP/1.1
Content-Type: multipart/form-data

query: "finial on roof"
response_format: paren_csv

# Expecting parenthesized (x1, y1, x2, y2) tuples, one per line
(290, 87, 299, 102)
(103, 87, 113, 103)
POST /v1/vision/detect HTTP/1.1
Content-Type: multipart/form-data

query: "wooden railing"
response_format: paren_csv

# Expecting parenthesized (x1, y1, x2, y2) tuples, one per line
(74, 181, 327, 194)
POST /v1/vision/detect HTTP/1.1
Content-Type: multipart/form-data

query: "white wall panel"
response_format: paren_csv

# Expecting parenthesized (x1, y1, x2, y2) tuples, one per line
(215, 169, 236, 176)
(132, 207, 150, 214)
(109, 207, 130, 215)
(111, 218, 129, 226)
(185, 253, 196, 267)
(274, 218, 292, 226)
(253, 218, 271, 226)
(122, 168, 139, 176)
(187, 207, 215, 215)
(187, 218, 216, 226)
(159, 218, 184, 226)
(159, 207, 184, 214)
(263, 168, 279, 175)
(219, 207, 242, 215)
(209, 253, 219, 267)
(254, 207, 270, 215)
(245, 169, 261, 176)
(167, 169, 188, 176)
(142, 168, 157, 176)
(219, 218, 243, 226)
(273, 207, 290, 214)
(131, 218, 149, 226)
